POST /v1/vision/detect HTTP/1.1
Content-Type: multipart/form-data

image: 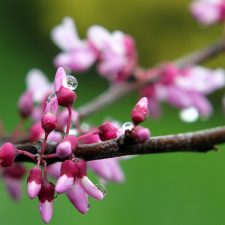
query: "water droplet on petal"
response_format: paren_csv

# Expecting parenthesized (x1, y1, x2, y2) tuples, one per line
(122, 122, 134, 132)
(62, 75, 78, 91)
(179, 107, 199, 123)
(95, 184, 107, 196)
(87, 203, 91, 210)
(47, 93, 56, 103)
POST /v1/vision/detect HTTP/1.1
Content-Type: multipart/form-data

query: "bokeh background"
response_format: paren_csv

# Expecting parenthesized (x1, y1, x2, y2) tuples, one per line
(0, 0, 225, 224)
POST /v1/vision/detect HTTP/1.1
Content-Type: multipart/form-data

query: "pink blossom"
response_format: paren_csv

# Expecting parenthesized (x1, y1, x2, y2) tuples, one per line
(38, 181, 55, 224)
(88, 25, 137, 82)
(0, 143, 16, 167)
(51, 17, 96, 71)
(190, 0, 225, 25)
(2, 164, 26, 201)
(26, 69, 53, 103)
(131, 97, 148, 125)
(27, 166, 42, 199)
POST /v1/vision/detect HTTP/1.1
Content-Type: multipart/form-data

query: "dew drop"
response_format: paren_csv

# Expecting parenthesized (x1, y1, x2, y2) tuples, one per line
(179, 107, 199, 123)
(87, 203, 91, 211)
(47, 93, 56, 103)
(122, 122, 134, 132)
(95, 184, 107, 196)
(62, 75, 78, 91)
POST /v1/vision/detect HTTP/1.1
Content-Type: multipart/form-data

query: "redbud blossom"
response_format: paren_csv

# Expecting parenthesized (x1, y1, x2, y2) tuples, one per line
(18, 91, 33, 118)
(51, 17, 96, 72)
(27, 166, 42, 199)
(0, 143, 16, 167)
(132, 126, 151, 142)
(30, 122, 44, 142)
(41, 97, 58, 134)
(55, 160, 77, 193)
(38, 182, 55, 224)
(98, 121, 118, 141)
(131, 97, 148, 125)
(3, 164, 26, 200)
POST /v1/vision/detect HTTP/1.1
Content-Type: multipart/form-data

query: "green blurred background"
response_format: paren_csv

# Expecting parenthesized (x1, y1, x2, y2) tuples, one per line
(0, 0, 225, 224)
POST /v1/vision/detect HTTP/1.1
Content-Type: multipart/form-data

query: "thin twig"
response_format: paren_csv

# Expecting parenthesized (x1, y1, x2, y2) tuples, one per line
(78, 38, 225, 119)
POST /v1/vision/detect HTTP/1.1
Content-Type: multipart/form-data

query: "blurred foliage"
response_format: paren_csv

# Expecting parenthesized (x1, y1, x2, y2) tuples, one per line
(0, 0, 225, 225)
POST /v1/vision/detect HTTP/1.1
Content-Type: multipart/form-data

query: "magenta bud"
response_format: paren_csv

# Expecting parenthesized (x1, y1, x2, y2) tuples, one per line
(80, 176, 104, 200)
(56, 141, 72, 158)
(18, 91, 33, 118)
(132, 126, 150, 142)
(63, 135, 78, 150)
(131, 97, 148, 125)
(55, 160, 76, 193)
(27, 166, 42, 199)
(38, 182, 55, 224)
(98, 121, 118, 141)
(30, 122, 44, 142)
(79, 133, 101, 144)
(57, 86, 77, 107)
(47, 162, 62, 179)
(41, 114, 57, 134)
(75, 160, 87, 178)
(0, 143, 16, 167)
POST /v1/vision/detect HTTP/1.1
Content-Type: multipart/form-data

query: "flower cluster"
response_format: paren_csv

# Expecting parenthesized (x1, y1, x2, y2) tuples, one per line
(0, 67, 150, 223)
(190, 0, 225, 25)
(51, 17, 137, 82)
(140, 64, 225, 121)
(51, 17, 225, 122)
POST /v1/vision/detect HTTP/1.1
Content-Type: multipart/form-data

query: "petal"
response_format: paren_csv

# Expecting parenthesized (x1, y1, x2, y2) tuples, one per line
(4, 177, 21, 201)
(51, 17, 79, 51)
(87, 25, 111, 50)
(107, 158, 125, 183)
(39, 201, 53, 224)
(26, 69, 52, 102)
(67, 179, 89, 214)
(54, 67, 67, 92)
(55, 174, 74, 193)
(47, 162, 62, 179)
(28, 181, 41, 199)
(80, 176, 104, 200)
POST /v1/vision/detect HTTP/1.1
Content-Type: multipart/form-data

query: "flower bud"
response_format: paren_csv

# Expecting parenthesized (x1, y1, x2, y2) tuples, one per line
(55, 160, 77, 193)
(41, 114, 57, 134)
(131, 97, 148, 125)
(56, 141, 72, 158)
(27, 166, 42, 199)
(38, 182, 55, 224)
(79, 133, 100, 144)
(18, 91, 33, 118)
(57, 86, 77, 107)
(0, 143, 16, 167)
(132, 126, 150, 142)
(30, 122, 44, 142)
(98, 121, 118, 141)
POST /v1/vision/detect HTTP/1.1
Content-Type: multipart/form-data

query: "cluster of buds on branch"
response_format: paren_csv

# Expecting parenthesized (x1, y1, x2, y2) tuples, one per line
(2, 67, 150, 223)
(1, 2, 225, 224)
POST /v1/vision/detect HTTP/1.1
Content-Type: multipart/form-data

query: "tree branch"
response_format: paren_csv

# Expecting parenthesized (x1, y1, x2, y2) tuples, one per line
(15, 126, 225, 164)
(78, 38, 225, 119)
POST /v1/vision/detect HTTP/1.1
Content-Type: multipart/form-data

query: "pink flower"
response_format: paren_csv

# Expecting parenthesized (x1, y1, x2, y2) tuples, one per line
(26, 69, 53, 103)
(88, 25, 137, 82)
(18, 91, 33, 118)
(190, 0, 225, 25)
(38, 181, 55, 224)
(0, 143, 16, 167)
(51, 17, 96, 72)
(55, 160, 76, 193)
(2, 164, 26, 201)
(131, 97, 148, 125)
(98, 121, 118, 141)
(41, 96, 58, 134)
(27, 166, 42, 199)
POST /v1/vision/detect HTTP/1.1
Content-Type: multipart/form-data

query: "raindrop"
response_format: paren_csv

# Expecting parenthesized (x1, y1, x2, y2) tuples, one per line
(62, 75, 78, 91)
(47, 93, 56, 103)
(179, 107, 199, 123)
(95, 184, 107, 196)
(122, 122, 134, 132)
